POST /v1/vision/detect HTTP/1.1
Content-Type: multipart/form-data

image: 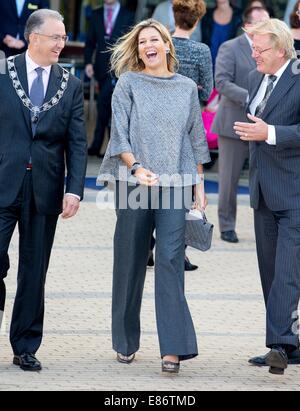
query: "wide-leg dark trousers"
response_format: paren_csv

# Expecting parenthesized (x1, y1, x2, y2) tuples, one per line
(112, 182, 198, 361)
(0, 172, 58, 355)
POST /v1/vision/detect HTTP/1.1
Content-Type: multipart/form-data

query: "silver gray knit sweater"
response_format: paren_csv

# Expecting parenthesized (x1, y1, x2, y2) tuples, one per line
(98, 71, 211, 186)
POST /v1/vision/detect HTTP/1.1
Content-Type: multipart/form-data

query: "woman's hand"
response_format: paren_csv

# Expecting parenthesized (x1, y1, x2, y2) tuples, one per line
(135, 167, 159, 186)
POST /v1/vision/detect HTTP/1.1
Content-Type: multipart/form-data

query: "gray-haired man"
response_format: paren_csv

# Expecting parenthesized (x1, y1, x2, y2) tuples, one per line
(212, 7, 269, 243)
(0, 9, 87, 371)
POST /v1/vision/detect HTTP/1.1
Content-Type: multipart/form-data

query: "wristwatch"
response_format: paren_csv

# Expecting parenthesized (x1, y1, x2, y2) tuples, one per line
(130, 162, 142, 176)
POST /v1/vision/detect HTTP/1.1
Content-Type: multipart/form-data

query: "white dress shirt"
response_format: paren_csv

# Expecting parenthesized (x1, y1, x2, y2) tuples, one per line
(16, 0, 26, 17)
(26, 51, 52, 96)
(25, 52, 80, 201)
(250, 59, 291, 145)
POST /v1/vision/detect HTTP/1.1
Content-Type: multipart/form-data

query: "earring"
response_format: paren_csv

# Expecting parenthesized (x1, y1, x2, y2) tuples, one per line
(166, 49, 170, 54)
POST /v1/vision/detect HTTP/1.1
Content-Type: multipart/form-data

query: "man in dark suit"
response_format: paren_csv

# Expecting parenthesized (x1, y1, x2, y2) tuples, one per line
(234, 19, 300, 375)
(0, 9, 87, 371)
(0, 0, 49, 57)
(213, 7, 269, 244)
(84, 0, 135, 157)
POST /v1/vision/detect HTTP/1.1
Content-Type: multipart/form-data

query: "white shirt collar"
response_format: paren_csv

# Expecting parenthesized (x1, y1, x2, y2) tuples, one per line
(245, 34, 253, 47)
(273, 59, 291, 80)
(25, 51, 52, 76)
(104, 1, 120, 12)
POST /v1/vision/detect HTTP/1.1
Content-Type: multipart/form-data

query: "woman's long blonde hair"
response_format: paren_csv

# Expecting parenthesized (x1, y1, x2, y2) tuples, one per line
(110, 19, 178, 78)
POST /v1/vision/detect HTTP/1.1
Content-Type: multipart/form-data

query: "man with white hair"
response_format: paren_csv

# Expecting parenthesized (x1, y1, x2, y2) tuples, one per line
(213, 6, 270, 244)
(234, 19, 300, 375)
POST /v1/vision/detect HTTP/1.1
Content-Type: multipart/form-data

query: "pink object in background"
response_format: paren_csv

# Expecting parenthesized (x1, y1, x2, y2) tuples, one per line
(202, 88, 219, 150)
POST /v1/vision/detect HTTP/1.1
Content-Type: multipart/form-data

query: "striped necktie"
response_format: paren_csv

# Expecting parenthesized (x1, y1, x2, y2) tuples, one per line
(255, 75, 277, 118)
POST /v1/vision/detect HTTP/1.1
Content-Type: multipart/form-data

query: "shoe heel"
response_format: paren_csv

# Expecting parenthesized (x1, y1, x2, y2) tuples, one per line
(269, 366, 285, 375)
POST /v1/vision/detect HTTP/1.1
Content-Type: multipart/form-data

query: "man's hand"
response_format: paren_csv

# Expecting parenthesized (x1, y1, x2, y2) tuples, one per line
(85, 64, 94, 79)
(61, 195, 80, 219)
(3, 35, 25, 49)
(234, 114, 268, 141)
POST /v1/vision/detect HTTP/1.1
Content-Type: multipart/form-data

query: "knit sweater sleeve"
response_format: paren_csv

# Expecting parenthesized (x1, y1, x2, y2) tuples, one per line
(108, 74, 133, 157)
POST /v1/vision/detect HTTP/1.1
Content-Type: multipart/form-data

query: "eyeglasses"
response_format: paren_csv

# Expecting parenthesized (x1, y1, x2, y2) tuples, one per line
(34, 33, 69, 43)
(252, 46, 272, 55)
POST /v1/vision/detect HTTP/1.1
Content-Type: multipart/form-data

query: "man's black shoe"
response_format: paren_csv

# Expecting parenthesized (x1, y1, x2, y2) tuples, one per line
(265, 346, 288, 375)
(185, 257, 198, 271)
(13, 353, 42, 372)
(221, 230, 239, 243)
(249, 348, 300, 367)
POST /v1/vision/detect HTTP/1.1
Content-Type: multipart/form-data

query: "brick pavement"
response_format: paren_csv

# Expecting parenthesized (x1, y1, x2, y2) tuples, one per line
(0, 190, 299, 391)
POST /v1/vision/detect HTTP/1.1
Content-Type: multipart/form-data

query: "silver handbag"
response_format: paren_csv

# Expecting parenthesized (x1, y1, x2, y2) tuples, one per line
(185, 209, 214, 251)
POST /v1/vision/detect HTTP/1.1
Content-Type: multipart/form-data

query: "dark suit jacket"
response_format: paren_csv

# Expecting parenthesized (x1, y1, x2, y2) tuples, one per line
(247, 60, 300, 211)
(212, 34, 257, 139)
(84, 6, 135, 83)
(0, 0, 50, 57)
(0, 53, 87, 215)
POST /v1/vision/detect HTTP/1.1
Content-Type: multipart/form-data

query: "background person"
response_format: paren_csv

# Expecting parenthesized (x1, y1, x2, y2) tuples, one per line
(85, 0, 134, 158)
(201, 0, 243, 70)
(0, 0, 49, 57)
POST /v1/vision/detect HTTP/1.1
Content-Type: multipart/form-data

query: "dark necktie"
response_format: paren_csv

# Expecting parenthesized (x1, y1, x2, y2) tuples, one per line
(255, 75, 277, 118)
(29, 67, 44, 135)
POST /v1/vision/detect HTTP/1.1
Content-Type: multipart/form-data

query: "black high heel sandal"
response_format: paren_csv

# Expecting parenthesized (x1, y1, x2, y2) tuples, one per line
(117, 353, 136, 364)
(162, 360, 180, 374)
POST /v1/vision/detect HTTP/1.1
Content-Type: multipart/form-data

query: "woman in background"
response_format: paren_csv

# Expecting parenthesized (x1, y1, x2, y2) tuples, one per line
(290, 0, 300, 52)
(201, 0, 242, 70)
(172, 0, 213, 102)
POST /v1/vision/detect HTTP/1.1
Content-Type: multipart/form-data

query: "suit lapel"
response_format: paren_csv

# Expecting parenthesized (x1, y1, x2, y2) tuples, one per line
(20, 1, 29, 18)
(37, 64, 62, 125)
(12, 0, 19, 17)
(261, 61, 297, 120)
(14, 53, 31, 134)
(247, 71, 264, 113)
(111, 7, 123, 39)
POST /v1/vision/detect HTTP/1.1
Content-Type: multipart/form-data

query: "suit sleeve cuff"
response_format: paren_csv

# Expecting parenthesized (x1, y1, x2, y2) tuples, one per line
(65, 193, 81, 201)
(266, 125, 276, 145)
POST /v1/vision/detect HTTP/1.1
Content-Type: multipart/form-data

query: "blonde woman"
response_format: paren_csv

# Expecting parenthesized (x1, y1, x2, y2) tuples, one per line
(99, 19, 210, 373)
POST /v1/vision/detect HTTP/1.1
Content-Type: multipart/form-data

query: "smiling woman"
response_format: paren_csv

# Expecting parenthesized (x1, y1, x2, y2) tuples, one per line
(98, 18, 211, 375)
(110, 19, 178, 77)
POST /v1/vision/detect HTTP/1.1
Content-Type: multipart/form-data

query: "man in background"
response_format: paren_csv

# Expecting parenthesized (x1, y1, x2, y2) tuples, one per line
(0, 0, 50, 57)
(85, 0, 135, 157)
